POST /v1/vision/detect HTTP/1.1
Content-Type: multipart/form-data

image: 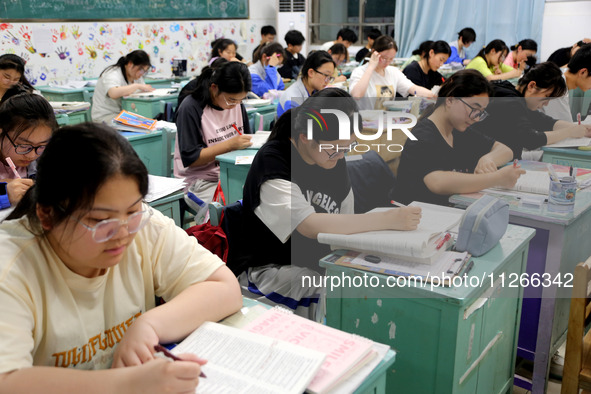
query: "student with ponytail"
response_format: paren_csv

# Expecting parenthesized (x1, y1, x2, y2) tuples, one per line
(504, 39, 538, 70)
(471, 62, 591, 159)
(248, 42, 285, 97)
(402, 40, 451, 90)
(394, 70, 524, 206)
(91, 50, 154, 123)
(466, 39, 522, 81)
(400, 40, 433, 70)
(0, 93, 57, 212)
(174, 60, 253, 213)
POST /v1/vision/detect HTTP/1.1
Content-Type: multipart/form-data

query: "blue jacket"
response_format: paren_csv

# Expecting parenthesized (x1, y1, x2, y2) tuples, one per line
(248, 61, 285, 97)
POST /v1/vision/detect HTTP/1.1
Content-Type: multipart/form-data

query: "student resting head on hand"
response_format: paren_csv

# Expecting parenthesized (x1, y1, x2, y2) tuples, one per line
(248, 42, 285, 97)
(91, 49, 155, 124)
(394, 69, 525, 206)
(466, 39, 522, 81)
(0, 123, 242, 393)
(0, 93, 57, 212)
(504, 39, 538, 70)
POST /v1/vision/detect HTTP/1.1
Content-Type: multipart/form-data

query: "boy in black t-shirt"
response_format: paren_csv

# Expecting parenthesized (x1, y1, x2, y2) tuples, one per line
(278, 30, 306, 80)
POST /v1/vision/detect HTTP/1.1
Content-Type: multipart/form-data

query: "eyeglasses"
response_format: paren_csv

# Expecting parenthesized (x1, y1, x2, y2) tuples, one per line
(457, 98, 489, 121)
(222, 93, 246, 106)
(379, 56, 395, 63)
(314, 69, 335, 84)
(4, 133, 47, 155)
(138, 66, 150, 75)
(323, 141, 358, 159)
(75, 206, 153, 243)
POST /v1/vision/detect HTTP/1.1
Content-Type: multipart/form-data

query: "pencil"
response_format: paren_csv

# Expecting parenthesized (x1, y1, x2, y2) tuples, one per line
(154, 344, 207, 378)
(390, 200, 406, 207)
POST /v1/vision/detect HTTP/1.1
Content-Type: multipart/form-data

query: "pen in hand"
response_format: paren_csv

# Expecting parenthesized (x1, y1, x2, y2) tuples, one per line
(231, 123, 242, 136)
(154, 344, 207, 378)
(5, 157, 21, 179)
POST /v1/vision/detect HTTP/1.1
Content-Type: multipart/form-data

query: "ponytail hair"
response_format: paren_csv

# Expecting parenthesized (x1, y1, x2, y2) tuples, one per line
(190, 60, 252, 108)
(517, 61, 566, 97)
(411, 40, 433, 56)
(476, 39, 508, 67)
(254, 42, 285, 63)
(510, 39, 538, 52)
(424, 40, 451, 59)
(100, 50, 151, 83)
(421, 69, 493, 119)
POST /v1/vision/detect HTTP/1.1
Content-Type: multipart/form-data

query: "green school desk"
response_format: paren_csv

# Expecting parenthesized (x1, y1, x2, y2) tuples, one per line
(144, 76, 190, 89)
(121, 130, 165, 176)
(449, 161, 591, 392)
(55, 109, 91, 126)
(319, 225, 535, 394)
(148, 190, 182, 227)
(37, 85, 95, 102)
(121, 93, 179, 119)
(216, 149, 258, 203)
(245, 104, 277, 131)
(238, 297, 397, 394)
(542, 146, 591, 169)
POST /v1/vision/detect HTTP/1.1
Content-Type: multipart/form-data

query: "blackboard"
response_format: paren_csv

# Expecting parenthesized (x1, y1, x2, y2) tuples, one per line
(0, 0, 249, 21)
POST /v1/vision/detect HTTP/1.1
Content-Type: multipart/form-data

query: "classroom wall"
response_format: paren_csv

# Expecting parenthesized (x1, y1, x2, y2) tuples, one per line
(541, 0, 591, 61)
(0, 0, 277, 85)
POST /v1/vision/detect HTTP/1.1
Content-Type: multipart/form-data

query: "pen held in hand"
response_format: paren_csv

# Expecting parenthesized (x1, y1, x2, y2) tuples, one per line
(154, 344, 207, 378)
(231, 123, 242, 136)
(390, 200, 406, 208)
(5, 157, 21, 179)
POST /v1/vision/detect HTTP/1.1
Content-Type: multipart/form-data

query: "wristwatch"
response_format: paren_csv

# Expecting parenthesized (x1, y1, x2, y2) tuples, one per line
(0, 182, 10, 209)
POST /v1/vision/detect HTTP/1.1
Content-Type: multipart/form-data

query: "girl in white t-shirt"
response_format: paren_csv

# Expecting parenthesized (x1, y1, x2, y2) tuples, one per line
(350, 35, 435, 108)
(175, 60, 253, 213)
(0, 123, 241, 393)
(91, 50, 155, 123)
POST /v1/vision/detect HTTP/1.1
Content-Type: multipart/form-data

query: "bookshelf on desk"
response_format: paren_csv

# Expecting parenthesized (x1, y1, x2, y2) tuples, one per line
(320, 225, 535, 393)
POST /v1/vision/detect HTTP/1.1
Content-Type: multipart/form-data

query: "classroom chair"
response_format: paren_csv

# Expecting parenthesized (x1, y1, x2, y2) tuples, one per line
(161, 127, 176, 178)
(562, 256, 591, 393)
(158, 100, 176, 122)
(254, 112, 275, 131)
(345, 150, 396, 213)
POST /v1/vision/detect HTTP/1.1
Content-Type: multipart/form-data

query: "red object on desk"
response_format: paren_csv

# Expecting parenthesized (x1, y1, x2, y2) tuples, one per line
(231, 123, 242, 135)
(436, 233, 452, 250)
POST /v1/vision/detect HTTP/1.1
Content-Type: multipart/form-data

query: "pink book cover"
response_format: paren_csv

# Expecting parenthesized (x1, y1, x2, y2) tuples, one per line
(243, 307, 374, 394)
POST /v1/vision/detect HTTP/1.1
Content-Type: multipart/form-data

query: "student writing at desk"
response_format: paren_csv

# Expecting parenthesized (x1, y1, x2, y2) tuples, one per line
(232, 89, 421, 321)
(91, 50, 155, 124)
(466, 39, 522, 81)
(0, 94, 57, 213)
(503, 39, 538, 70)
(394, 70, 525, 206)
(0, 54, 34, 104)
(175, 60, 252, 215)
(471, 62, 591, 160)
(402, 40, 451, 90)
(0, 124, 241, 393)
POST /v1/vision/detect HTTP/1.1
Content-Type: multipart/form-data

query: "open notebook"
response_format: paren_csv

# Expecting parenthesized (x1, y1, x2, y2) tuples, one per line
(317, 202, 464, 264)
(546, 137, 591, 148)
(487, 169, 591, 195)
(244, 306, 378, 394)
(250, 131, 270, 149)
(172, 321, 325, 394)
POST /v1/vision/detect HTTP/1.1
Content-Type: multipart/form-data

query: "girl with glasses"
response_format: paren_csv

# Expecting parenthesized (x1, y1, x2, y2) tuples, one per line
(395, 70, 525, 206)
(466, 39, 522, 81)
(0, 93, 57, 213)
(350, 36, 435, 109)
(0, 54, 34, 104)
(235, 89, 421, 321)
(472, 62, 591, 160)
(327, 43, 348, 83)
(0, 123, 241, 393)
(248, 42, 285, 97)
(91, 50, 155, 124)
(175, 60, 253, 215)
(277, 50, 335, 117)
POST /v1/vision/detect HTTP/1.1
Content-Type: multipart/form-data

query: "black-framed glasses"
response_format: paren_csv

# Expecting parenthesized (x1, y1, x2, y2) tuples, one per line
(74, 205, 153, 243)
(457, 98, 489, 121)
(4, 133, 47, 155)
(314, 69, 335, 84)
(323, 141, 358, 159)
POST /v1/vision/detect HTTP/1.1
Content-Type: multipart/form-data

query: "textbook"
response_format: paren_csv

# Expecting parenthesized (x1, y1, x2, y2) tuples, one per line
(113, 110, 157, 131)
(172, 321, 325, 394)
(244, 306, 378, 394)
(317, 202, 464, 264)
(49, 101, 91, 113)
(546, 137, 591, 148)
(250, 130, 271, 149)
(334, 250, 472, 286)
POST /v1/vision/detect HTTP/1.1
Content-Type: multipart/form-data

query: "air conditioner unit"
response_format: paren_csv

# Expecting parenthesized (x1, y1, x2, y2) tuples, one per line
(277, 0, 308, 56)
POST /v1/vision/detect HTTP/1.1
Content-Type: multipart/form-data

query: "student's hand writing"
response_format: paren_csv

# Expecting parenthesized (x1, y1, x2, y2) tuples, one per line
(567, 124, 591, 138)
(495, 166, 526, 189)
(6, 178, 33, 205)
(474, 156, 498, 174)
(267, 53, 281, 68)
(387, 206, 422, 231)
(121, 356, 205, 394)
(111, 317, 159, 368)
(228, 134, 253, 151)
(137, 84, 155, 92)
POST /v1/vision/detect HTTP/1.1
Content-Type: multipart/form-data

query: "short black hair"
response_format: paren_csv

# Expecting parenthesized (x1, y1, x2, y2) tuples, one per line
(458, 27, 476, 44)
(285, 30, 305, 46)
(337, 28, 358, 44)
(367, 29, 382, 41)
(518, 61, 566, 98)
(261, 25, 276, 36)
(568, 43, 591, 73)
